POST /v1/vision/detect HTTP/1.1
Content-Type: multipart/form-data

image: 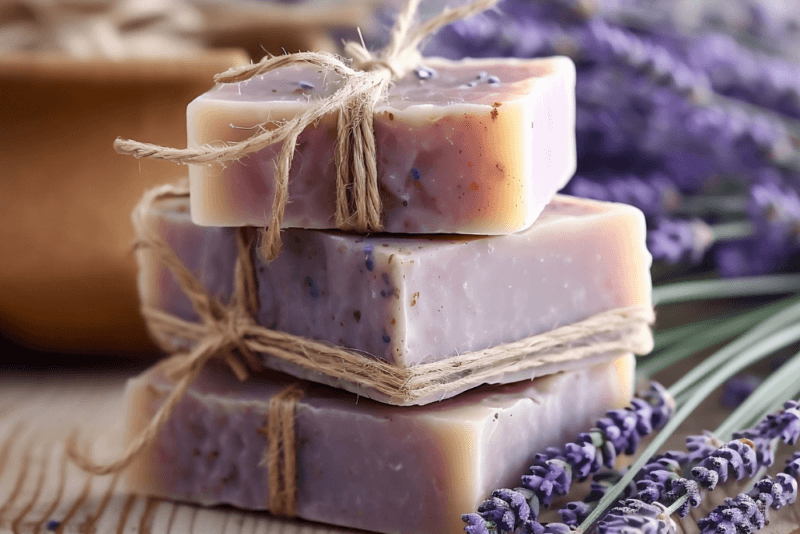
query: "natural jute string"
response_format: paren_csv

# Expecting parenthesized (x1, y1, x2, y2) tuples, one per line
(66, 178, 654, 476)
(263, 383, 305, 516)
(67, 0, 655, 482)
(112, 0, 502, 260)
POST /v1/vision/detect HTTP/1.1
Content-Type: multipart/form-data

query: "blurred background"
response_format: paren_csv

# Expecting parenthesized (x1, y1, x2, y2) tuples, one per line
(2, 0, 800, 365)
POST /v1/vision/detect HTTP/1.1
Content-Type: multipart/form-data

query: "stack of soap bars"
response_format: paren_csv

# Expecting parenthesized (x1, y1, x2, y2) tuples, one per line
(126, 56, 654, 534)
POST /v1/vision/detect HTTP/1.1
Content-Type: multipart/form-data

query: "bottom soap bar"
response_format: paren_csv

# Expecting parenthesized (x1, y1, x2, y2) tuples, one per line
(124, 353, 635, 534)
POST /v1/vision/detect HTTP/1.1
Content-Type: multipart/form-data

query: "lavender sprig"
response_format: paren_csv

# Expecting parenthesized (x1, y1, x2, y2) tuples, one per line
(462, 382, 673, 534)
(578, 322, 800, 532)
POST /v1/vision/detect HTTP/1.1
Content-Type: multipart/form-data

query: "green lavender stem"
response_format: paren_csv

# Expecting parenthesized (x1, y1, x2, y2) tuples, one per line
(653, 275, 800, 306)
(652, 299, 793, 350)
(662, 358, 800, 517)
(639, 297, 799, 378)
(669, 299, 800, 397)
(709, 220, 755, 241)
(577, 323, 800, 532)
(715, 348, 800, 440)
(677, 195, 748, 217)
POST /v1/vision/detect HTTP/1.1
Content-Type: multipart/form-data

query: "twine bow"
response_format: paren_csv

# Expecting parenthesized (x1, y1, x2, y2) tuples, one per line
(66, 0, 503, 476)
(67, 180, 656, 480)
(113, 0, 501, 260)
(67, 182, 265, 476)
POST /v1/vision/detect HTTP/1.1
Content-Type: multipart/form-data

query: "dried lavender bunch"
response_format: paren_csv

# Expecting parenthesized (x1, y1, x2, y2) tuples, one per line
(593, 397, 800, 532)
(462, 382, 674, 534)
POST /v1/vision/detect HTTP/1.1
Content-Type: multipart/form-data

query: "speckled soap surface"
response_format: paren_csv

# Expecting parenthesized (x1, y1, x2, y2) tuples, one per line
(139, 194, 652, 386)
(125, 354, 634, 534)
(187, 56, 576, 234)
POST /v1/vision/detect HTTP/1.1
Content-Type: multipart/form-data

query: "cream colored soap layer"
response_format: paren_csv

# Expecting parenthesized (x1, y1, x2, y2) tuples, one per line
(125, 354, 634, 534)
(187, 56, 576, 234)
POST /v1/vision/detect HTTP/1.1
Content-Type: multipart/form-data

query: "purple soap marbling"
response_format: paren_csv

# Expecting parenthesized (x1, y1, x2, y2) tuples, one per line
(187, 56, 576, 234)
(137, 193, 652, 404)
(124, 354, 635, 534)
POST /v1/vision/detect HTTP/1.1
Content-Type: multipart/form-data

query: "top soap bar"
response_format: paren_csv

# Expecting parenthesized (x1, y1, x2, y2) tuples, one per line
(187, 56, 576, 233)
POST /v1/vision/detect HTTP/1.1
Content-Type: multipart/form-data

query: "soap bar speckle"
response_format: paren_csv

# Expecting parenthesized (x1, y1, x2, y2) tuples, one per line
(124, 355, 635, 534)
(187, 56, 577, 234)
(139, 194, 652, 404)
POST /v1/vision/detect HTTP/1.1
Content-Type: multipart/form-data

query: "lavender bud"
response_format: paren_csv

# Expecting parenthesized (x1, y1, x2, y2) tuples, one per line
(636, 479, 664, 503)
(721, 375, 761, 409)
(492, 488, 534, 524)
(778, 405, 800, 445)
(563, 433, 600, 481)
(521, 460, 572, 506)
(784, 452, 800, 478)
(558, 501, 592, 527)
(664, 478, 701, 517)
(478, 497, 516, 532)
(462, 513, 491, 534)
(685, 433, 722, 464)
(698, 495, 765, 534)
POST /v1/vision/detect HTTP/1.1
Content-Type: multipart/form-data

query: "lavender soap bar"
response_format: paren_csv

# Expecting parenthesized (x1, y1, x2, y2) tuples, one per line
(187, 56, 576, 234)
(124, 355, 634, 534)
(138, 193, 652, 404)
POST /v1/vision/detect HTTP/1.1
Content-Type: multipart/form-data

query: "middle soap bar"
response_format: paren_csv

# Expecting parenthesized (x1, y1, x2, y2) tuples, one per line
(187, 56, 576, 233)
(139, 193, 653, 403)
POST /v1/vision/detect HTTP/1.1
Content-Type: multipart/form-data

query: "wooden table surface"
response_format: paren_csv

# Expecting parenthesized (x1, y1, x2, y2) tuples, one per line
(0, 364, 797, 534)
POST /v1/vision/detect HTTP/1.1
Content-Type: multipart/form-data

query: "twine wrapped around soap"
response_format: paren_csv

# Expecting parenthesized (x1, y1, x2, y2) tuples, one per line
(113, 0, 502, 260)
(68, 179, 654, 486)
(67, 0, 655, 498)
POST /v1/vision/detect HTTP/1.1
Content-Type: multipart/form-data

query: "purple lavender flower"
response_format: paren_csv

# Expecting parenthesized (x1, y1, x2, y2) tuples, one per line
(558, 501, 592, 527)
(563, 433, 602, 481)
(663, 478, 702, 517)
(596, 499, 676, 534)
(522, 460, 572, 506)
(785, 452, 800, 478)
(635, 456, 682, 503)
(748, 181, 800, 247)
(749, 474, 798, 510)
(492, 488, 536, 525)
(647, 218, 713, 265)
(777, 401, 800, 445)
(714, 237, 790, 278)
(685, 432, 723, 465)
(698, 494, 766, 534)
(597, 404, 649, 456)
(735, 400, 800, 453)
(477, 497, 517, 532)
(462, 513, 491, 534)
(690, 439, 757, 490)
(721, 375, 761, 409)
(465, 382, 673, 533)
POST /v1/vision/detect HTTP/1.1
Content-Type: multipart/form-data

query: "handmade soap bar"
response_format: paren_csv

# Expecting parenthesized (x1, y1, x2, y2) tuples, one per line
(138, 193, 652, 404)
(187, 56, 576, 234)
(125, 354, 635, 534)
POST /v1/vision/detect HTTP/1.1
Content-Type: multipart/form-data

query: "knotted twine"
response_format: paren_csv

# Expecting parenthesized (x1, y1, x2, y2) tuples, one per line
(67, 0, 656, 512)
(112, 0, 502, 261)
(67, 179, 655, 514)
